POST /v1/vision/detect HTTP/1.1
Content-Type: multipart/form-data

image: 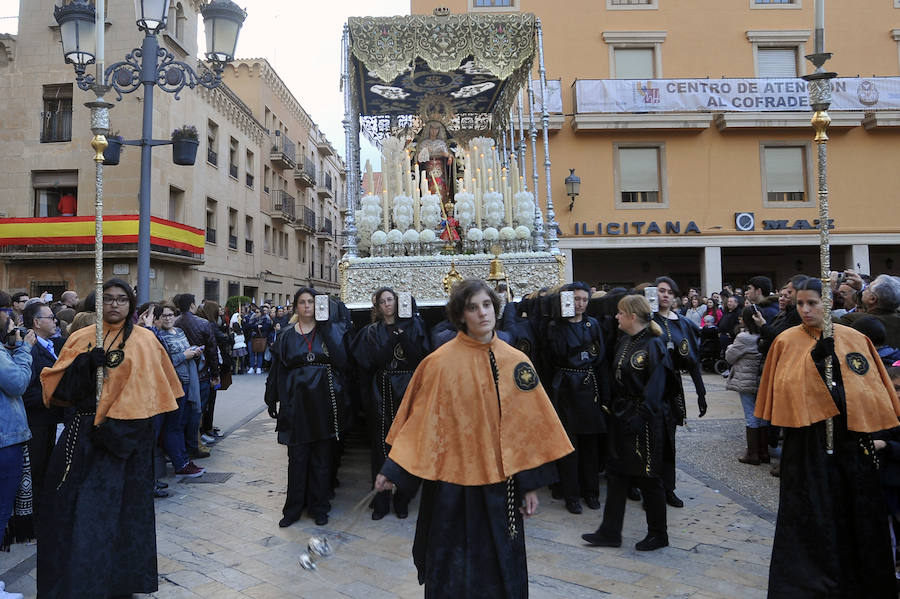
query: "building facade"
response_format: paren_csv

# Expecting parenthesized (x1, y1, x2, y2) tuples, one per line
(411, 0, 900, 293)
(0, 0, 344, 305)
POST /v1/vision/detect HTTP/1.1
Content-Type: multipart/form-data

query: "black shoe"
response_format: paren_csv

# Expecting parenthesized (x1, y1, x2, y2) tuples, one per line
(635, 533, 669, 551)
(371, 510, 387, 521)
(627, 487, 641, 501)
(153, 488, 169, 499)
(155, 480, 168, 489)
(314, 514, 328, 526)
(565, 498, 583, 515)
(278, 516, 298, 528)
(395, 507, 409, 519)
(665, 491, 684, 508)
(581, 530, 621, 547)
(584, 496, 601, 510)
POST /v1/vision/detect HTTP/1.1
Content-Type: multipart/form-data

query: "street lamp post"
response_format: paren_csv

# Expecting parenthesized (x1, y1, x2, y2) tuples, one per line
(54, 0, 247, 305)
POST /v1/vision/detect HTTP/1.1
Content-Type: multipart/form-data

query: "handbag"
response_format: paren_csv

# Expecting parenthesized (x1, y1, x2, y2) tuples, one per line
(219, 370, 233, 391)
(251, 337, 267, 353)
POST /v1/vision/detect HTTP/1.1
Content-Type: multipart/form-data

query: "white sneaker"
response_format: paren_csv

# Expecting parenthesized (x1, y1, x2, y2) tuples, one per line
(200, 434, 216, 444)
(0, 581, 24, 599)
(256, 367, 262, 374)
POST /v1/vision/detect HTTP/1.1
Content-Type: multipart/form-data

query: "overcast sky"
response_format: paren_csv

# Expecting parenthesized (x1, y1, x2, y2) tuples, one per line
(0, 0, 410, 168)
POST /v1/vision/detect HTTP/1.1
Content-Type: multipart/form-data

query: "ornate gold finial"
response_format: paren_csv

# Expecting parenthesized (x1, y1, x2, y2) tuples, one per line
(433, 7, 451, 16)
(486, 247, 506, 282)
(91, 134, 108, 163)
(811, 110, 831, 143)
(442, 260, 464, 294)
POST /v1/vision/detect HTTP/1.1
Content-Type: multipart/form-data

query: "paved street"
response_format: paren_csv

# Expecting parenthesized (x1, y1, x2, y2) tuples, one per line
(0, 372, 779, 598)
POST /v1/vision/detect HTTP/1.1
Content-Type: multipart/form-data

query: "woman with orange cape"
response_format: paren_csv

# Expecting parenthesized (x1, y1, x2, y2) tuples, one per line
(755, 278, 900, 598)
(375, 279, 573, 598)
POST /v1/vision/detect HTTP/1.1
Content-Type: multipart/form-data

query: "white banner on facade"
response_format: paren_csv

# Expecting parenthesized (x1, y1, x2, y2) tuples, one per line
(574, 77, 900, 113)
(530, 79, 563, 113)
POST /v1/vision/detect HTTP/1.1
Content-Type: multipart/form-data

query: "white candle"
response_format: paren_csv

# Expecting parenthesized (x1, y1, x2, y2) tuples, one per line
(383, 187, 390, 231)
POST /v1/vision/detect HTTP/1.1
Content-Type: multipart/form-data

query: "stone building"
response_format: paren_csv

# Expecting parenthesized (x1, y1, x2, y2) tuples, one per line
(411, 0, 900, 293)
(0, 0, 344, 305)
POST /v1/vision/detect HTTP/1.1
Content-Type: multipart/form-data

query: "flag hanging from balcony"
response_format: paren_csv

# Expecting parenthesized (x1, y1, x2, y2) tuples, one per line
(0, 215, 204, 254)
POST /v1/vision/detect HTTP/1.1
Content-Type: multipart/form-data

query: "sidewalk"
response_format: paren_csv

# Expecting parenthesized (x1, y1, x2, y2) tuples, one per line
(1, 373, 776, 598)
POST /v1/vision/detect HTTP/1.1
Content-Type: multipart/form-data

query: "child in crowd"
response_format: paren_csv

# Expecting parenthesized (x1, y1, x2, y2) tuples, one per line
(231, 322, 247, 374)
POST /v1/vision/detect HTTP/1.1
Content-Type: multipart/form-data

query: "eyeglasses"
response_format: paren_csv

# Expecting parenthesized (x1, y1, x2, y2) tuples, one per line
(160, 313, 176, 319)
(102, 295, 130, 306)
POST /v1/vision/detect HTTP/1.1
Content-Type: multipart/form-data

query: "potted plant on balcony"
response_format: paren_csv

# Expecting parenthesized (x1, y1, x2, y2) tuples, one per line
(103, 130, 124, 166)
(171, 125, 199, 166)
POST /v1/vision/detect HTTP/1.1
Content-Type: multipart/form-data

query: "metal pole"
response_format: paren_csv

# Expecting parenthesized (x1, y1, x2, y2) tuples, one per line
(341, 25, 358, 259)
(803, 0, 836, 453)
(526, 80, 546, 252)
(89, 0, 111, 403)
(536, 18, 559, 255)
(136, 33, 159, 306)
(516, 92, 527, 190)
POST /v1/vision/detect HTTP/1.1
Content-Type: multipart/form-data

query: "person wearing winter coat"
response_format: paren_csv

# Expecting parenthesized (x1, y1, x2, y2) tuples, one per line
(725, 306, 767, 465)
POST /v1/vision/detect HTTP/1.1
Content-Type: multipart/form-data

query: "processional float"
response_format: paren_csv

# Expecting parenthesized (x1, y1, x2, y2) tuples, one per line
(339, 9, 564, 307)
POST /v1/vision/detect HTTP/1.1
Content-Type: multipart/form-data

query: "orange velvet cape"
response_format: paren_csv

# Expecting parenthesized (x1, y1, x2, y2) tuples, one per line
(385, 332, 574, 486)
(755, 324, 900, 431)
(41, 321, 181, 425)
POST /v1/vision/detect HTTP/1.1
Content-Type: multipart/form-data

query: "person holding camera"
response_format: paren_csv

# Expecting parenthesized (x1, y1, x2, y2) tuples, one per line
(0, 316, 34, 599)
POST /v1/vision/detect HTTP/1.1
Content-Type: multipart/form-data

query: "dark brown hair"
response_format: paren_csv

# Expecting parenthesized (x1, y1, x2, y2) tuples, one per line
(370, 287, 398, 323)
(446, 279, 500, 333)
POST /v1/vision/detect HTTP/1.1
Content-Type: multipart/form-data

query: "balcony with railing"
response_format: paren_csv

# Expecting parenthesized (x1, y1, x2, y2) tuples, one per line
(295, 206, 316, 233)
(294, 157, 316, 188)
(229, 163, 239, 179)
(316, 217, 333, 240)
(316, 172, 333, 199)
(207, 148, 218, 166)
(315, 135, 335, 157)
(271, 189, 295, 224)
(40, 109, 72, 143)
(245, 238, 254, 254)
(246, 173, 254, 188)
(269, 130, 296, 170)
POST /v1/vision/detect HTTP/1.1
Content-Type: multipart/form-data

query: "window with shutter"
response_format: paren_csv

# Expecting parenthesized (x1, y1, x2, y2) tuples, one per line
(758, 48, 798, 77)
(763, 145, 808, 204)
(617, 146, 663, 205)
(614, 48, 655, 79)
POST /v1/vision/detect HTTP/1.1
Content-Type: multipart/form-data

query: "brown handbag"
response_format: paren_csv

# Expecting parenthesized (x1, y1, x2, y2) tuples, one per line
(251, 337, 267, 353)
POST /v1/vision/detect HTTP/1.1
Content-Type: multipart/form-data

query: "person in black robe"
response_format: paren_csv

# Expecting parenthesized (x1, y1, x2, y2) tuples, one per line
(37, 278, 182, 599)
(652, 276, 707, 507)
(583, 293, 673, 552)
(543, 281, 609, 514)
(756, 278, 900, 598)
(265, 287, 349, 528)
(500, 298, 539, 363)
(351, 287, 429, 520)
(375, 280, 573, 598)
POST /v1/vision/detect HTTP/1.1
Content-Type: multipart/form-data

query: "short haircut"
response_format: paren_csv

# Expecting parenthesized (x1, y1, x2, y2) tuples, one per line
(852, 316, 888, 347)
(173, 293, 195, 314)
(0, 291, 9, 308)
(23, 301, 50, 329)
(153, 301, 177, 320)
(567, 281, 591, 294)
(446, 279, 500, 333)
(654, 276, 680, 296)
(790, 274, 809, 289)
(747, 276, 773, 297)
(740, 306, 761, 335)
(870, 274, 900, 312)
(11, 291, 28, 303)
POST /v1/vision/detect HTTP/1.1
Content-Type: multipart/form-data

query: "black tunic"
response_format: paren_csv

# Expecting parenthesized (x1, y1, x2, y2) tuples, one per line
(382, 458, 557, 599)
(653, 313, 706, 426)
(769, 354, 896, 599)
(351, 318, 429, 464)
(607, 329, 671, 478)
(37, 416, 158, 598)
(544, 317, 609, 435)
(265, 323, 349, 445)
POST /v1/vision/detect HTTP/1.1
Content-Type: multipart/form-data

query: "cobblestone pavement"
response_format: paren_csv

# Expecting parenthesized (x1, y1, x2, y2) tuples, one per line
(1, 373, 778, 598)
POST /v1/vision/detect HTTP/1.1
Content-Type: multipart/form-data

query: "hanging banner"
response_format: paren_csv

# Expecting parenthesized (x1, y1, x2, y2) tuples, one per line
(574, 77, 900, 113)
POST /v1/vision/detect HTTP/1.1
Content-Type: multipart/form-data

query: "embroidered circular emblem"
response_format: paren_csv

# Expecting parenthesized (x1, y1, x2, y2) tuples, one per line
(105, 349, 125, 369)
(393, 344, 406, 361)
(678, 338, 689, 357)
(513, 362, 539, 391)
(846, 352, 869, 376)
(588, 341, 600, 357)
(516, 338, 532, 355)
(630, 349, 648, 371)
